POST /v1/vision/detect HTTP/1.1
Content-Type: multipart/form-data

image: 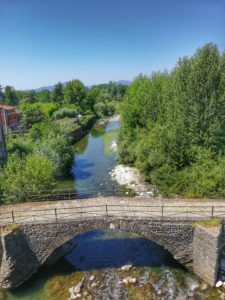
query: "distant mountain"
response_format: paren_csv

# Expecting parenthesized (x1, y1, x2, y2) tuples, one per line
(115, 80, 131, 86)
(35, 80, 131, 92)
(35, 86, 54, 92)
(35, 83, 66, 92)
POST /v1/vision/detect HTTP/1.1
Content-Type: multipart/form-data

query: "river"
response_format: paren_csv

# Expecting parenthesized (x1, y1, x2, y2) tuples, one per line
(71, 121, 121, 197)
(2, 120, 224, 299)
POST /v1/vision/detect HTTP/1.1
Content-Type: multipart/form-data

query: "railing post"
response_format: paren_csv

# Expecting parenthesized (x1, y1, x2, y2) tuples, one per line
(161, 206, 164, 219)
(211, 206, 214, 219)
(55, 208, 57, 221)
(153, 186, 156, 198)
(106, 205, 108, 217)
(11, 211, 15, 223)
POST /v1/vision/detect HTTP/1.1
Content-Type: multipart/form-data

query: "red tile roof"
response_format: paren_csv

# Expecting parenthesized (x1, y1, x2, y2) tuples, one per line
(0, 105, 18, 110)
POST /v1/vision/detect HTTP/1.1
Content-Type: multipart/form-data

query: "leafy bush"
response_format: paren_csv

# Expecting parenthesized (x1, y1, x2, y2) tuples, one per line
(20, 103, 46, 129)
(7, 140, 32, 157)
(42, 102, 58, 117)
(52, 107, 78, 120)
(37, 133, 74, 178)
(1, 153, 55, 202)
(78, 114, 95, 129)
(94, 101, 115, 118)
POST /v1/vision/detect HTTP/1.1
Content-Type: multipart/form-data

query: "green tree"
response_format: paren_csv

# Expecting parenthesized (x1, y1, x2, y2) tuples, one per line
(119, 43, 225, 198)
(36, 89, 51, 103)
(4, 86, 18, 106)
(37, 133, 74, 178)
(20, 103, 46, 129)
(63, 80, 86, 109)
(1, 153, 55, 202)
(51, 82, 64, 107)
(21, 90, 37, 104)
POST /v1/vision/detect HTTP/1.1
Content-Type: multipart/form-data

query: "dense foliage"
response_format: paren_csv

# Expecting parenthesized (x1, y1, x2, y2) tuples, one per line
(0, 153, 55, 202)
(0, 79, 127, 202)
(119, 43, 225, 198)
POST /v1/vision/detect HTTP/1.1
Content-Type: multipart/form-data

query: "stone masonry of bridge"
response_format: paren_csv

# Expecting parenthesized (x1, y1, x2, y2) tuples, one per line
(0, 196, 225, 289)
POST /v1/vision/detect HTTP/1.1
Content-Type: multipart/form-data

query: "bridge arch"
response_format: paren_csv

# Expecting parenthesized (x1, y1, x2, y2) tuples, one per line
(1, 217, 222, 289)
(21, 218, 194, 272)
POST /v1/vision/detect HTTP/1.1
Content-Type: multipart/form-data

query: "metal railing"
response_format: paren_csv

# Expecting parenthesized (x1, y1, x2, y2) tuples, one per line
(1, 204, 225, 225)
(0, 186, 135, 205)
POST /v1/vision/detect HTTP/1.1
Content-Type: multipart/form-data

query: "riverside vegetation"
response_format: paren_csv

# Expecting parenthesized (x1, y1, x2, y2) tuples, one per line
(1, 42, 225, 201)
(0, 81, 127, 203)
(119, 43, 225, 198)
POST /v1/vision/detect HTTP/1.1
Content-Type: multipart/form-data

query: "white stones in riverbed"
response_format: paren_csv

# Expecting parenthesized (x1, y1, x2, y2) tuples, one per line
(110, 165, 142, 186)
(110, 164, 157, 197)
(68, 276, 100, 300)
(215, 280, 225, 289)
(120, 264, 137, 285)
(109, 140, 118, 153)
(122, 277, 137, 284)
(68, 278, 84, 300)
(120, 264, 133, 271)
(91, 282, 97, 288)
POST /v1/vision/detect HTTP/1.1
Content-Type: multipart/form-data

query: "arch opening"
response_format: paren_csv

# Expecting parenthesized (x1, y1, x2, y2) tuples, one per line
(55, 229, 183, 271)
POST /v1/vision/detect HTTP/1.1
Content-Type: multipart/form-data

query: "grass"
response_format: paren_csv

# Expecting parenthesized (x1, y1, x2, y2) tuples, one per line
(103, 128, 119, 156)
(0, 288, 6, 300)
(44, 270, 104, 300)
(192, 219, 221, 228)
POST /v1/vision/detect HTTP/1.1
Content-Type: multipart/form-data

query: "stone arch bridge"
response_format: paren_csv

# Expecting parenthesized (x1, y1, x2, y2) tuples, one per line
(0, 196, 225, 288)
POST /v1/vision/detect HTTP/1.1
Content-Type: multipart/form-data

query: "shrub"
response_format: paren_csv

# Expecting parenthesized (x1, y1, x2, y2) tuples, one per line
(37, 133, 74, 178)
(1, 153, 55, 202)
(79, 114, 95, 129)
(20, 103, 46, 129)
(52, 107, 78, 120)
(42, 102, 58, 117)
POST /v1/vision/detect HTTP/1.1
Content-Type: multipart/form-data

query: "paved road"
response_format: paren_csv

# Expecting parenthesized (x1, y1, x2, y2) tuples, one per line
(1, 196, 225, 225)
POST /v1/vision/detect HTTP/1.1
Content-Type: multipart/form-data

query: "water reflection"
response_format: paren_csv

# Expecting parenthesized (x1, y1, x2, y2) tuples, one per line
(90, 123, 106, 137)
(72, 159, 94, 180)
(72, 121, 120, 197)
(66, 230, 180, 271)
(73, 134, 88, 154)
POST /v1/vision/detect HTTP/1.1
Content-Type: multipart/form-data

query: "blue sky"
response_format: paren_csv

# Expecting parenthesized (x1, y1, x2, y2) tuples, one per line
(0, 0, 224, 90)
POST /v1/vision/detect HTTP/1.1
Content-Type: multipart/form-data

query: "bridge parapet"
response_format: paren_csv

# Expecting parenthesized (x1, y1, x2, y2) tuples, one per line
(1, 203, 225, 225)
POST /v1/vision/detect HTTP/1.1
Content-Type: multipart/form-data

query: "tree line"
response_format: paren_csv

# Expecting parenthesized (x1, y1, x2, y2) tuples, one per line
(119, 43, 225, 198)
(0, 80, 127, 120)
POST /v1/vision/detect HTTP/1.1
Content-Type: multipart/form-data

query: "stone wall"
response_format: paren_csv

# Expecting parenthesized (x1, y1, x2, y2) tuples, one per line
(0, 229, 39, 288)
(68, 126, 87, 143)
(193, 225, 221, 286)
(0, 217, 222, 288)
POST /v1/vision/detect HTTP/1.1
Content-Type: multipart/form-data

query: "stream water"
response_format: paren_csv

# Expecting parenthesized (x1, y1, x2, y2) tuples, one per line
(71, 121, 121, 197)
(3, 121, 225, 299)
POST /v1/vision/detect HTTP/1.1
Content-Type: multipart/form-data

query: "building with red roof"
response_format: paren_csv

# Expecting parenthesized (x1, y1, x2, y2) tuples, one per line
(0, 105, 20, 131)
